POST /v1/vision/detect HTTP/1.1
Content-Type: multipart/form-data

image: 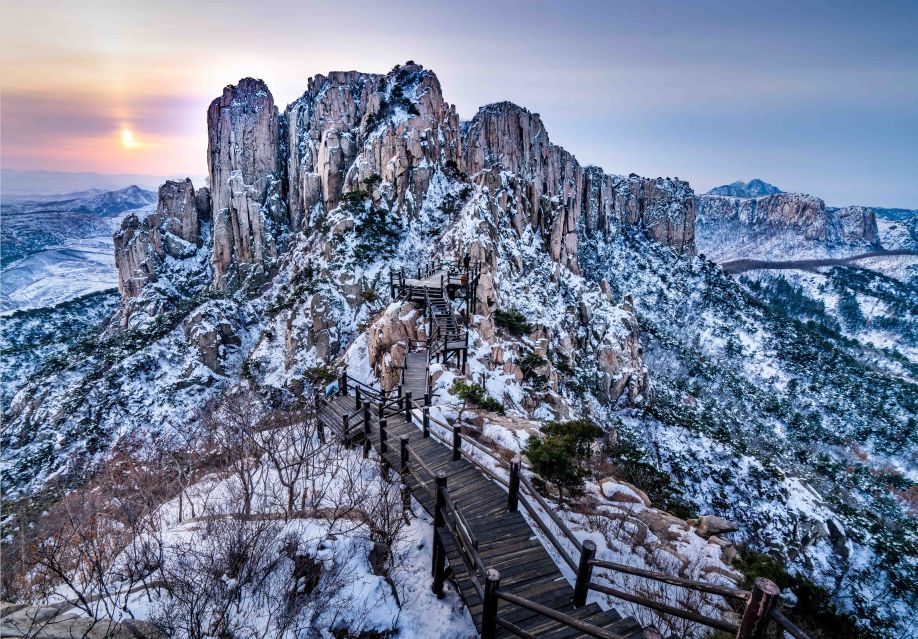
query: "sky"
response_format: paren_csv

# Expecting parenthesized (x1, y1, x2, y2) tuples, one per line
(2, 0, 917, 207)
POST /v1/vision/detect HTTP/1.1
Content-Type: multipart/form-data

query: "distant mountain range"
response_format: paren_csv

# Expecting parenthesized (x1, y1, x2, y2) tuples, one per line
(1, 169, 205, 198)
(1, 186, 157, 312)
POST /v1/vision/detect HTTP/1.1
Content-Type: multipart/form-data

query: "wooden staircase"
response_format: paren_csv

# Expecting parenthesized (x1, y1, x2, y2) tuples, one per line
(317, 393, 646, 639)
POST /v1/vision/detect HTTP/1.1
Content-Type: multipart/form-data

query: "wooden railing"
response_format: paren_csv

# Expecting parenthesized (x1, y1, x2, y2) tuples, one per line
(329, 370, 809, 639)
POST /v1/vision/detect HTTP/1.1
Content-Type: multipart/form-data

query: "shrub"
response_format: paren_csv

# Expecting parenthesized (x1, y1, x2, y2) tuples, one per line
(494, 307, 530, 336)
(519, 351, 547, 380)
(524, 418, 603, 502)
(303, 366, 337, 386)
(450, 380, 504, 414)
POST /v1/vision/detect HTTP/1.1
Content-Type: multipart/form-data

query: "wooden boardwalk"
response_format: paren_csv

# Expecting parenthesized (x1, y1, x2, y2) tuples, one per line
(401, 349, 429, 400)
(318, 394, 645, 639)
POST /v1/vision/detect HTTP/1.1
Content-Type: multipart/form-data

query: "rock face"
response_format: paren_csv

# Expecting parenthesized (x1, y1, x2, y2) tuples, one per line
(583, 167, 695, 256)
(157, 178, 205, 245)
(696, 193, 880, 247)
(367, 302, 425, 391)
(196, 64, 695, 293)
(832, 206, 881, 246)
(113, 179, 209, 300)
(208, 78, 286, 290)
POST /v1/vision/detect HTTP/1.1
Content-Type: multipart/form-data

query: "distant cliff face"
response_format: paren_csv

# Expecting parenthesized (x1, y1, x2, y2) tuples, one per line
(583, 168, 695, 256)
(695, 191, 881, 261)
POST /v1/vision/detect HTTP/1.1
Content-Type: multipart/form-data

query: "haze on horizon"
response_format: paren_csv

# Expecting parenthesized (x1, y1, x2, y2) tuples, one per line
(2, 0, 916, 208)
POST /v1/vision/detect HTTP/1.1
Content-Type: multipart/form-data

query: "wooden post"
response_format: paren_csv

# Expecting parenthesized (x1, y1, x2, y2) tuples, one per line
(736, 578, 780, 639)
(405, 391, 412, 423)
(379, 419, 388, 455)
(573, 540, 596, 607)
(400, 436, 409, 473)
(424, 390, 431, 406)
(508, 456, 521, 512)
(422, 407, 430, 438)
(317, 417, 325, 443)
(482, 568, 500, 639)
(452, 425, 461, 461)
(341, 414, 349, 446)
(362, 407, 371, 459)
(378, 401, 385, 419)
(340, 372, 348, 396)
(397, 385, 403, 410)
(432, 473, 448, 597)
(355, 386, 362, 409)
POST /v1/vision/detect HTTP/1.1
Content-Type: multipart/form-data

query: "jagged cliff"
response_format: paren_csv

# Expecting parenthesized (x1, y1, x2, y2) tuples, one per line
(114, 178, 209, 299)
(208, 78, 287, 290)
(695, 191, 881, 261)
(124, 63, 693, 303)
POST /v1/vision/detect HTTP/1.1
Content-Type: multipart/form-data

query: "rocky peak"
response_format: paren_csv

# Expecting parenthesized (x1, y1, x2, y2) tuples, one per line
(157, 178, 203, 245)
(113, 178, 210, 314)
(582, 167, 695, 256)
(461, 101, 583, 272)
(285, 62, 459, 226)
(207, 77, 286, 290)
(706, 179, 782, 198)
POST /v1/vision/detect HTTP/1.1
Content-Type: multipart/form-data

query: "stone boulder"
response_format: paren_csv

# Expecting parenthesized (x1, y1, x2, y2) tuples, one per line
(697, 515, 740, 538)
(367, 302, 425, 391)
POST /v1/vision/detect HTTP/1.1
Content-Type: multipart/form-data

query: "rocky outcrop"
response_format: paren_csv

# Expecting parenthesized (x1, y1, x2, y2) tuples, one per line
(367, 302, 425, 391)
(113, 179, 209, 300)
(696, 193, 880, 247)
(0, 601, 163, 638)
(157, 178, 204, 245)
(183, 300, 243, 374)
(832, 206, 881, 246)
(284, 64, 460, 228)
(583, 167, 695, 255)
(113, 213, 162, 299)
(460, 102, 584, 272)
(208, 78, 286, 290)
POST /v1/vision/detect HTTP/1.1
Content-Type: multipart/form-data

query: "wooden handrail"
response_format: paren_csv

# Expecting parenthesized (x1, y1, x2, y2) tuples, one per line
(589, 559, 749, 599)
(406, 445, 437, 483)
(518, 473, 583, 551)
(770, 610, 812, 639)
(588, 581, 739, 634)
(495, 618, 539, 639)
(495, 591, 627, 639)
(443, 491, 479, 549)
(516, 491, 577, 572)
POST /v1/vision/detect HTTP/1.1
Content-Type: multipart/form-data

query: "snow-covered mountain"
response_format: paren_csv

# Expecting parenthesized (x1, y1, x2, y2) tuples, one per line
(2, 64, 915, 638)
(1, 186, 157, 312)
(706, 179, 783, 198)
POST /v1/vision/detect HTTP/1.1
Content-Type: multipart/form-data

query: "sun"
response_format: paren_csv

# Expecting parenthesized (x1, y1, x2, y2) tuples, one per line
(120, 128, 137, 149)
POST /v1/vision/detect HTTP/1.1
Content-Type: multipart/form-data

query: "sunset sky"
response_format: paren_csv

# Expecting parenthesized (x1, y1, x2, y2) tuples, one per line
(2, 0, 917, 206)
